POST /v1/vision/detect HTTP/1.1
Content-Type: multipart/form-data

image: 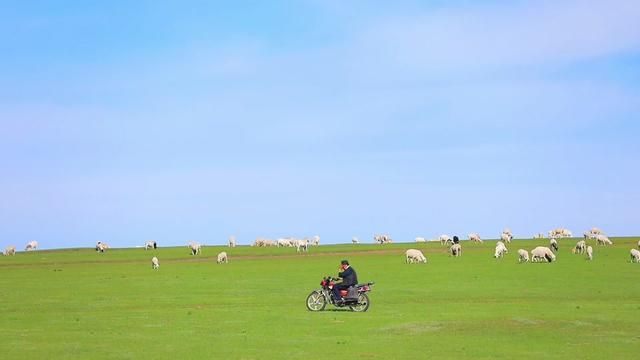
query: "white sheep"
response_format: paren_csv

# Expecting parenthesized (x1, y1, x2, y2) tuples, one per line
(494, 242, 508, 258)
(144, 240, 157, 250)
(25, 241, 38, 251)
(228, 236, 236, 248)
(630, 249, 640, 263)
(189, 242, 202, 255)
(217, 251, 228, 264)
(277, 238, 292, 247)
(531, 246, 556, 263)
(352, 237, 360, 244)
(500, 232, 512, 243)
(586, 246, 593, 261)
(374, 234, 393, 244)
(439, 234, 452, 245)
(549, 228, 572, 238)
(572, 240, 587, 254)
(549, 238, 559, 253)
(95, 242, 109, 253)
(311, 235, 320, 246)
(516, 249, 528, 263)
(450, 243, 462, 257)
(151, 256, 159, 269)
(589, 227, 603, 235)
(295, 239, 309, 253)
(3, 246, 16, 256)
(468, 233, 482, 243)
(595, 234, 612, 246)
(405, 249, 427, 263)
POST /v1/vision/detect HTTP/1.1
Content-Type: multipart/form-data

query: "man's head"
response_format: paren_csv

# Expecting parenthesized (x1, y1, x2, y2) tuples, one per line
(340, 260, 350, 269)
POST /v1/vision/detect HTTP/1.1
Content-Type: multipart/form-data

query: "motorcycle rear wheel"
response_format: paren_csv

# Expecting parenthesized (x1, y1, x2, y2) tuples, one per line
(349, 293, 370, 312)
(306, 290, 327, 311)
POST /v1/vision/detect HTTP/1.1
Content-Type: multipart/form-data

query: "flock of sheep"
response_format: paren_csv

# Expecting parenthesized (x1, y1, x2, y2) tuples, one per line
(250, 235, 320, 252)
(4, 229, 640, 267)
(101, 236, 317, 269)
(404, 228, 640, 264)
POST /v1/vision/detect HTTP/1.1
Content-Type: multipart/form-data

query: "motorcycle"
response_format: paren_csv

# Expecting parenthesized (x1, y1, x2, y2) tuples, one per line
(306, 276, 374, 312)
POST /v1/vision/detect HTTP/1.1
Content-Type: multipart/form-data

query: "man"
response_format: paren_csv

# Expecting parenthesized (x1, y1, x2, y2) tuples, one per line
(333, 260, 358, 303)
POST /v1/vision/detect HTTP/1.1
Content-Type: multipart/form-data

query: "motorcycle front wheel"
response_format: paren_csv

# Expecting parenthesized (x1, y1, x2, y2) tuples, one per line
(306, 290, 327, 311)
(349, 293, 370, 312)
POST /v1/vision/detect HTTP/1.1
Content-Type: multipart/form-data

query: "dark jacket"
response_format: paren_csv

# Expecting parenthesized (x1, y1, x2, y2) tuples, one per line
(338, 266, 358, 286)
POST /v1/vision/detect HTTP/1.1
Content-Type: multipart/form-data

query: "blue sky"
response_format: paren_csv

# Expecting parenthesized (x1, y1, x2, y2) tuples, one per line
(1, 1, 639, 249)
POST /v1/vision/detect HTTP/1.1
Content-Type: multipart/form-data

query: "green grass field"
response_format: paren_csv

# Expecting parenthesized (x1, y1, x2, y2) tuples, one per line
(1, 238, 639, 359)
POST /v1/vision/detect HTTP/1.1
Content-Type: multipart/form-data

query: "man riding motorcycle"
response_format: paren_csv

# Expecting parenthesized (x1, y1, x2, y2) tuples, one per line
(333, 260, 358, 304)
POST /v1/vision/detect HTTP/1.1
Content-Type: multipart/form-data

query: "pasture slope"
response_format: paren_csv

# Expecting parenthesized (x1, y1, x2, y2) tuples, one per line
(1, 238, 639, 359)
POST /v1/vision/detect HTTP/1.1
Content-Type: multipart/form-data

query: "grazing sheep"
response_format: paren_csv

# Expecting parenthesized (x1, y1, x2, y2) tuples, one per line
(374, 234, 393, 244)
(144, 240, 157, 250)
(352, 237, 360, 244)
(517, 249, 529, 263)
(3, 246, 16, 256)
(25, 241, 38, 251)
(549, 228, 572, 239)
(439, 235, 452, 245)
(630, 249, 640, 263)
(572, 240, 587, 254)
(549, 238, 559, 252)
(468, 233, 482, 243)
(531, 246, 556, 263)
(295, 239, 309, 253)
(450, 243, 462, 257)
(589, 227, 603, 235)
(586, 246, 593, 261)
(595, 234, 612, 246)
(254, 238, 276, 247)
(95, 242, 109, 253)
(228, 236, 236, 248)
(494, 242, 508, 258)
(405, 249, 427, 264)
(189, 242, 202, 255)
(500, 232, 513, 243)
(217, 251, 228, 264)
(277, 238, 292, 247)
(415, 237, 427, 243)
(151, 256, 159, 269)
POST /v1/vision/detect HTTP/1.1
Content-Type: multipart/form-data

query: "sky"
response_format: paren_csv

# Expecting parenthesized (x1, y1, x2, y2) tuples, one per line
(1, 0, 639, 249)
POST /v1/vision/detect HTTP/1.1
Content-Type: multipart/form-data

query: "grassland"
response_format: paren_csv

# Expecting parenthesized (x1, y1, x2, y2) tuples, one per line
(1, 238, 639, 359)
